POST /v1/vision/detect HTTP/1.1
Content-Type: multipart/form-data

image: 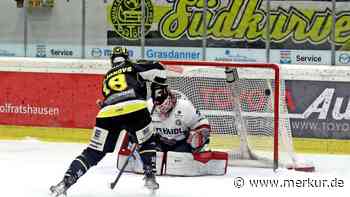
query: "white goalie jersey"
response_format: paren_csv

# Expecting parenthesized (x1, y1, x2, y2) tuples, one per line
(117, 94, 228, 176)
(147, 98, 209, 142)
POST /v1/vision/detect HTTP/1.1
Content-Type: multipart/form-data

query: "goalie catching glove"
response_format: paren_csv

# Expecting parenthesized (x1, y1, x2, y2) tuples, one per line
(186, 125, 210, 151)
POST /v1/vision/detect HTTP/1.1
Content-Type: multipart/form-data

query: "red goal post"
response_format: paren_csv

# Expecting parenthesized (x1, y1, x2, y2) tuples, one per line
(159, 60, 314, 172)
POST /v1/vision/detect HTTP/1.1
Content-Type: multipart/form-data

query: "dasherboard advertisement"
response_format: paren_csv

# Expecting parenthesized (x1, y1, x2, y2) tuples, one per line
(286, 80, 350, 139)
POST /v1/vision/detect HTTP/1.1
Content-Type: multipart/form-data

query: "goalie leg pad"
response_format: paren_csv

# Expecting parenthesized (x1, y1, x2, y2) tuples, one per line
(117, 148, 164, 175)
(117, 132, 164, 174)
(165, 151, 228, 176)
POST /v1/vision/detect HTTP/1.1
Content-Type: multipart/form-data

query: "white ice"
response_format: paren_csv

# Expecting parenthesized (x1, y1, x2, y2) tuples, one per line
(0, 138, 349, 197)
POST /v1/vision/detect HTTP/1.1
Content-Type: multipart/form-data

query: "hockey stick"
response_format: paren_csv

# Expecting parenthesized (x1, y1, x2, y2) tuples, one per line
(110, 142, 137, 190)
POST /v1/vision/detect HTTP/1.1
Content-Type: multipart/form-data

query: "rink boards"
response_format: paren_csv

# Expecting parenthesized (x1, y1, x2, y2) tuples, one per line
(1, 57, 350, 154)
(0, 125, 349, 154)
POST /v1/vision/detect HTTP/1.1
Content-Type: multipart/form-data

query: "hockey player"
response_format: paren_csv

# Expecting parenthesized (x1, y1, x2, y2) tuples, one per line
(117, 79, 228, 176)
(50, 47, 165, 196)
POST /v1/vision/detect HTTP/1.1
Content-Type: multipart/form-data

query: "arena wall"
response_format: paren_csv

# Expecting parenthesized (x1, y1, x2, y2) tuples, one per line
(0, 57, 350, 154)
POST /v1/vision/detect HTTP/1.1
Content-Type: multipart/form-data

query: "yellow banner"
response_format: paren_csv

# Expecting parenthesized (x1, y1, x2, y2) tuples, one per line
(107, 0, 350, 46)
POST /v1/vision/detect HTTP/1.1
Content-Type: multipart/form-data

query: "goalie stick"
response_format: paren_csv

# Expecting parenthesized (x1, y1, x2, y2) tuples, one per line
(110, 142, 137, 190)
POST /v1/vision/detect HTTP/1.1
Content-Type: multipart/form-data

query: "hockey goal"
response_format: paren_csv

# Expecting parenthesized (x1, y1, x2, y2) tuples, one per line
(159, 60, 315, 172)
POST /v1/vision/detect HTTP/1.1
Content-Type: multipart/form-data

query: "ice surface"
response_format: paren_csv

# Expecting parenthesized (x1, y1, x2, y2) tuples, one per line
(0, 139, 349, 197)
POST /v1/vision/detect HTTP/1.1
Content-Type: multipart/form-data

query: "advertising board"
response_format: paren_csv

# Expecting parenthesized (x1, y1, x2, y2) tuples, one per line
(286, 80, 350, 139)
(27, 44, 82, 58)
(0, 71, 102, 128)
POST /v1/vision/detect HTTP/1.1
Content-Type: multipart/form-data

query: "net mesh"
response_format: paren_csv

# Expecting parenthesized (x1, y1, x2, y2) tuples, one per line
(160, 62, 297, 169)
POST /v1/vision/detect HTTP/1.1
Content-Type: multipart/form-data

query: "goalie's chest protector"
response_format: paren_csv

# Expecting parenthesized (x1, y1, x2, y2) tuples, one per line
(151, 99, 197, 141)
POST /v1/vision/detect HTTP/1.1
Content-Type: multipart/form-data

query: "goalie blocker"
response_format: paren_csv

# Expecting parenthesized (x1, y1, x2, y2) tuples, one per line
(117, 135, 228, 176)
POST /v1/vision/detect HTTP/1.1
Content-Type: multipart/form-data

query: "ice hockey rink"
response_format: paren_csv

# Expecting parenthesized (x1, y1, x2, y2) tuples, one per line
(0, 139, 349, 197)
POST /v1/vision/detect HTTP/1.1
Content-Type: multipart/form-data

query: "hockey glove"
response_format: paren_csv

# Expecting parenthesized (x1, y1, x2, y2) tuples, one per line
(186, 126, 210, 150)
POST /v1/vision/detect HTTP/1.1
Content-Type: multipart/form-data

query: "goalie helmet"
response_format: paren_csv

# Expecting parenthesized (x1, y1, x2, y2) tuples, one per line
(110, 46, 129, 68)
(151, 77, 176, 116)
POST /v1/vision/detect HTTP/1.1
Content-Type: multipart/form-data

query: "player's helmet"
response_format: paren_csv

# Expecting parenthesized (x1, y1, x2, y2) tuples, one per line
(151, 77, 176, 116)
(111, 46, 129, 68)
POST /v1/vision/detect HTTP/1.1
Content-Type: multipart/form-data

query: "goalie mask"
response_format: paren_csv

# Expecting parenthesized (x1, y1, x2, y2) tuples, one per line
(111, 46, 129, 68)
(151, 77, 176, 117)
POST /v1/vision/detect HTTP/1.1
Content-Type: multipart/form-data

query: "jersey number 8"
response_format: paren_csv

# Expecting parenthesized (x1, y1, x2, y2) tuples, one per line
(103, 74, 128, 95)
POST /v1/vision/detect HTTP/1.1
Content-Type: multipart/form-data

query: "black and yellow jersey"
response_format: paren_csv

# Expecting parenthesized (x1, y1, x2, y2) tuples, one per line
(101, 60, 166, 107)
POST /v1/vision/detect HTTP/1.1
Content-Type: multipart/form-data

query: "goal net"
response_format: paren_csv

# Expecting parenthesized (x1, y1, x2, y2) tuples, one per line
(159, 60, 314, 172)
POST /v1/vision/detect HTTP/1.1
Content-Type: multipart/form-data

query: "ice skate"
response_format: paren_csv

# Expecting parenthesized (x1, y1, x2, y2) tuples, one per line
(144, 174, 159, 190)
(50, 176, 75, 197)
(50, 180, 68, 197)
